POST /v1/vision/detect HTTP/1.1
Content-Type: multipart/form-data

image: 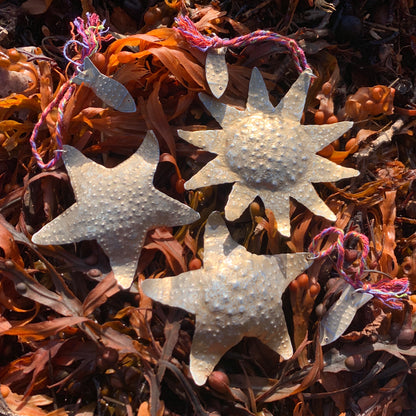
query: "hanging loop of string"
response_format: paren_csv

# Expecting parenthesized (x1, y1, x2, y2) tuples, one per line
(308, 226, 409, 309)
(29, 13, 111, 169)
(174, 15, 311, 74)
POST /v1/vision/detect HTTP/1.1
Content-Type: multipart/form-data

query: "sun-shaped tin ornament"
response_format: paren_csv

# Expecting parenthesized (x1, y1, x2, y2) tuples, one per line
(179, 68, 359, 236)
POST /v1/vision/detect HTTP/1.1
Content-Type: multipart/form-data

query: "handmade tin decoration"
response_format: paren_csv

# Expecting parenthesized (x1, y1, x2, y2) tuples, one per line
(179, 68, 359, 236)
(320, 283, 373, 346)
(72, 56, 136, 112)
(205, 47, 228, 98)
(142, 212, 312, 385)
(32, 131, 199, 289)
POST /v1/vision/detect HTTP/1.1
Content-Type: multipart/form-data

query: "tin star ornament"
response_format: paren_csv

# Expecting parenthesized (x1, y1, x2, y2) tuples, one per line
(179, 68, 359, 236)
(142, 212, 312, 386)
(32, 131, 200, 289)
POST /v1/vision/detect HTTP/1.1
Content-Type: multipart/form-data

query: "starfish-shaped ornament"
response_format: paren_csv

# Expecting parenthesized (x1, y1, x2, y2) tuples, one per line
(142, 212, 312, 385)
(179, 69, 359, 236)
(32, 131, 200, 289)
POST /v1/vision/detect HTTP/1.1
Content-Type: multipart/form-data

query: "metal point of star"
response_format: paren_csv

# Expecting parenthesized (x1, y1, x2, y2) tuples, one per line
(142, 212, 312, 385)
(179, 68, 360, 236)
(32, 131, 200, 289)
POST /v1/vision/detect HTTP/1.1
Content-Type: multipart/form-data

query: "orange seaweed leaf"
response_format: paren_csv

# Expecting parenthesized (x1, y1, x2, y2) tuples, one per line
(0, 94, 40, 112)
(145, 227, 188, 275)
(0, 222, 24, 266)
(378, 190, 399, 276)
(144, 78, 177, 155)
(147, 46, 205, 89)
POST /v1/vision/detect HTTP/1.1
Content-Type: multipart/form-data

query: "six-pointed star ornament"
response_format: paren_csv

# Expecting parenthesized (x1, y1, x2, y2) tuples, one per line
(32, 131, 200, 289)
(142, 212, 312, 386)
(178, 68, 360, 236)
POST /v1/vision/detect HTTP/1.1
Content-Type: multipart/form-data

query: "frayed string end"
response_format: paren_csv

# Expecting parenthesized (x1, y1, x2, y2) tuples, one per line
(308, 226, 409, 309)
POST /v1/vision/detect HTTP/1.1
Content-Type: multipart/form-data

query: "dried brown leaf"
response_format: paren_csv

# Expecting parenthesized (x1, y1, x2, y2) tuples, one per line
(82, 273, 120, 316)
(1, 384, 65, 416)
(87, 321, 138, 354)
(145, 227, 188, 275)
(0, 340, 63, 399)
(0, 261, 81, 317)
(1, 317, 88, 341)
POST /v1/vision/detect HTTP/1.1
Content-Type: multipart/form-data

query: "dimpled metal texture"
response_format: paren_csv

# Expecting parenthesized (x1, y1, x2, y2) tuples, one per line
(179, 68, 360, 236)
(320, 283, 373, 346)
(32, 131, 200, 289)
(142, 212, 312, 386)
(72, 57, 136, 113)
(206, 48, 229, 99)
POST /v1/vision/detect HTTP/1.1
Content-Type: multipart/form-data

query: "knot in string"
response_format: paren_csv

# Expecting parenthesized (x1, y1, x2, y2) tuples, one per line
(64, 13, 112, 69)
(308, 226, 409, 309)
(174, 15, 311, 74)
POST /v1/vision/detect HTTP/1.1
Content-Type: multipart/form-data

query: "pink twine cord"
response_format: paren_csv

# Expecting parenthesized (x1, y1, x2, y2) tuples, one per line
(29, 82, 74, 169)
(30, 12, 109, 170)
(308, 226, 409, 309)
(174, 15, 311, 74)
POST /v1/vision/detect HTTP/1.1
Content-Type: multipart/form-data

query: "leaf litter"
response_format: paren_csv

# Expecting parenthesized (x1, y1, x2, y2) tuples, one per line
(0, 0, 415, 415)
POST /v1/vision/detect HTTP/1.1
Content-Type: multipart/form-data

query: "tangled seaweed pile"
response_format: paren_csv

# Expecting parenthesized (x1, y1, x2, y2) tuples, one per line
(0, 0, 415, 415)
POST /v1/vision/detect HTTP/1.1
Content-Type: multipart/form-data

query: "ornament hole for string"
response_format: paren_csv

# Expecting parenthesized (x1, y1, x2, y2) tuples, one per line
(306, 253, 319, 261)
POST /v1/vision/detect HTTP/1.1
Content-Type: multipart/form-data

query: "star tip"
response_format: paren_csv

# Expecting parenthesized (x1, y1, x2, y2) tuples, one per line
(277, 226, 291, 238)
(114, 276, 133, 290)
(140, 279, 152, 296)
(327, 212, 337, 222)
(223, 204, 242, 222)
(319, 333, 330, 346)
(224, 212, 239, 222)
(304, 68, 316, 78)
(249, 67, 267, 89)
(251, 66, 261, 75)
(190, 369, 208, 386)
(209, 84, 226, 99)
(145, 129, 156, 138)
(207, 211, 224, 227)
(143, 130, 158, 145)
(280, 349, 294, 361)
(183, 180, 193, 191)
(141, 279, 163, 302)
(31, 233, 42, 245)
(198, 92, 212, 105)
(190, 210, 201, 222)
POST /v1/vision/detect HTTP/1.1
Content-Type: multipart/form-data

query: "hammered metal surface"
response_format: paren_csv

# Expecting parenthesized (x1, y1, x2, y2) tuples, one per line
(320, 283, 373, 346)
(72, 56, 136, 112)
(142, 212, 312, 385)
(179, 68, 359, 236)
(206, 48, 228, 99)
(32, 131, 200, 289)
